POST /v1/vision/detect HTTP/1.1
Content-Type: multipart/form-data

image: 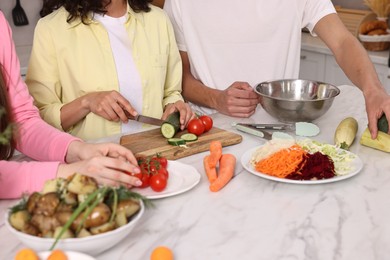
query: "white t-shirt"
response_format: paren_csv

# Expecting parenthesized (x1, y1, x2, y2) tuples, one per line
(164, 0, 336, 114)
(94, 13, 143, 133)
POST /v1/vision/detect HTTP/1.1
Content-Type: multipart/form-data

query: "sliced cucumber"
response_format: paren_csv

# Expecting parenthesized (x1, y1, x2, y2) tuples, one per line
(161, 123, 177, 139)
(167, 138, 186, 146)
(161, 111, 181, 138)
(180, 133, 198, 142)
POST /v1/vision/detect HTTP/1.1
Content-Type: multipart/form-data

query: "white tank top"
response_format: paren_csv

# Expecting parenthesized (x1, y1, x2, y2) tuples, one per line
(94, 13, 143, 134)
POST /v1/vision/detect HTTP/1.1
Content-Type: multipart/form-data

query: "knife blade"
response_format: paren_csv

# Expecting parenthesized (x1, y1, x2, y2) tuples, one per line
(235, 124, 273, 140)
(123, 110, 164, 126)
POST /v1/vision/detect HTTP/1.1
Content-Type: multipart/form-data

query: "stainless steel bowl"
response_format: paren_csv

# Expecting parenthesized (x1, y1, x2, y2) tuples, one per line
(255, 79, 340, 122)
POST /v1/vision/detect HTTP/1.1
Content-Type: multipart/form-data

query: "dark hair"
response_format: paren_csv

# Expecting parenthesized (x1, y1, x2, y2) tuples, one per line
(40, 0, 153, 23)
(0, 64, 15, 160)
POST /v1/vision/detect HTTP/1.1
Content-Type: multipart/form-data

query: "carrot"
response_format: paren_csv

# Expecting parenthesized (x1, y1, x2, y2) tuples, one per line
(208, 140, 222, 168)
(255, 144, 306, 178)
(203, 155, 217, 183)
(209, 153, 236, 192)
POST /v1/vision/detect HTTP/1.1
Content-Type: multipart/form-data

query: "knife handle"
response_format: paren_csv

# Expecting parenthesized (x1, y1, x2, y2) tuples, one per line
(236, 123, 293, 130)
(235, 124, 272, 140)
(254, 124, 287, 130)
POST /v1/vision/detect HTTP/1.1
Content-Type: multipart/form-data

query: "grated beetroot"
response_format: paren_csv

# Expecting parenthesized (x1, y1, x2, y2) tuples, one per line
(286, 151, 335, 180)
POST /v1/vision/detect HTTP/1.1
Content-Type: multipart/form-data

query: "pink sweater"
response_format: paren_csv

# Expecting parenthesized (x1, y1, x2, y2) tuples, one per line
(0, 12, 79, 199)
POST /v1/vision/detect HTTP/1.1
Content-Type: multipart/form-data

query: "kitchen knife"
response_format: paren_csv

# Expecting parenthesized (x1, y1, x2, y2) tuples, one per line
(235, 124, 273, 140)
(123, 110, 164, 126)
(237, 123, 294, 131)
(236, 122, 320, 137)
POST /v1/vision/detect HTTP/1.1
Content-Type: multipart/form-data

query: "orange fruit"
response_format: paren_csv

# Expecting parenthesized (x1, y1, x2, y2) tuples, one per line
(150, 246, 174, 260)
(47, 249, 68, 260)
(14, 248, 39, 260)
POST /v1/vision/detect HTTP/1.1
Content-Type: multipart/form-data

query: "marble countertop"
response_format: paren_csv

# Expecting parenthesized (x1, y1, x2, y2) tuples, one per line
(1, 85, 390, 260)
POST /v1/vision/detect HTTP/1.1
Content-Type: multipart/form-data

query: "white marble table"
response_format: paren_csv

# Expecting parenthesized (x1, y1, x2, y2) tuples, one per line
(1, 85, 389, 260)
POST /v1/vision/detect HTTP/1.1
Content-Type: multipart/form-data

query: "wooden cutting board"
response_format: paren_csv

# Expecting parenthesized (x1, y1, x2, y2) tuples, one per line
(120, 127, 242, 160)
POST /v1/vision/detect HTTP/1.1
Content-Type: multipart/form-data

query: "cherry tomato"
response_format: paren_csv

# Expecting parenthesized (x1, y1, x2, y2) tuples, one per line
(136, 156, 147, 165)
(148, 163, 157, 174)
(150, 157, 160, 168)
(157, 167, 169, 179)
(137, 157, 149, 172)
(157, 157, 168, 169)
(131, 170, 150, 188)
(139, 173, 150, 188)
(138, 162, 147, 172)
(150, 174, 167, 192)
(187, 118, 205, 136)
(150, 156, 168, 170)
(199, 115, 213, 132)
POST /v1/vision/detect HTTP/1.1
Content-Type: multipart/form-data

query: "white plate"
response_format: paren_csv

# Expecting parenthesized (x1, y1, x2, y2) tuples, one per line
(132, 160, 201, 199)
(241, 146, 363, 184)
(39, 251, 96, 260)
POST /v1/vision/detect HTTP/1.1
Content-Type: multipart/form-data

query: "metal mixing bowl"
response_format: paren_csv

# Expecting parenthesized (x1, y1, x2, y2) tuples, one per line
(255, 79, 340, 122)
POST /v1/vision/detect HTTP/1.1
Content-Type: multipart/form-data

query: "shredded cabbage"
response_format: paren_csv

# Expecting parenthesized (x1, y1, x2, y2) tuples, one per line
(250, 138, 295, 167)
(297, 139, 356, 175)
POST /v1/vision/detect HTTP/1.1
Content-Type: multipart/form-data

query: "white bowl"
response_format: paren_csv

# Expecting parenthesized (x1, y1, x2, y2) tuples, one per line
(6, 200, 144, 256)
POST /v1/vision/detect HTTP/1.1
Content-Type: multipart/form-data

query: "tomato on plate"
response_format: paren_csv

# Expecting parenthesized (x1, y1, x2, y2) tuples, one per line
(187, 118, 205, 136)
(199, 115, 213, 132)
(157, 167, 169, 179)
(150, 173, 167, 192)
(129, 170, 150, 188)
(133, 154, 170, 191)
(156, 156, 168, 169)
(150, 156, 168, 169)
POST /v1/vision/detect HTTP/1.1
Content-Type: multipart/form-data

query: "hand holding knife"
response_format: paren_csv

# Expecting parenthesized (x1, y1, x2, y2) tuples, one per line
(123, 109, 165, 126)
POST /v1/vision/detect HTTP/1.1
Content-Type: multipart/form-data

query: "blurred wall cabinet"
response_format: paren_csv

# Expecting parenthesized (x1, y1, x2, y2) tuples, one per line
(299, 50, 390, 90)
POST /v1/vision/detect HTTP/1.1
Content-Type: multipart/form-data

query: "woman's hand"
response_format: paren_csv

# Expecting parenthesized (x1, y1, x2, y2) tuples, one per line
(60, 91, 137, 131)
(163, 101, 196, 130)
(62, 141, 142, 187)
(84, 91, 137, 123)
(57, 157, 142, 188)
(364, 88, 390, 138)
(66, 141, 138, 165)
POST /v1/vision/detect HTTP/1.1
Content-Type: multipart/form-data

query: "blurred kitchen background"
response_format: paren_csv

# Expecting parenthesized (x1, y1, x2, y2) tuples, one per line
(0, 0, 41, 47)
(0, 0, 371, 48)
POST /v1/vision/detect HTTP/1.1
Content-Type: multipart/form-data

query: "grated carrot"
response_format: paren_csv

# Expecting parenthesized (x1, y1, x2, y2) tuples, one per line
(255, 144, 307, 178)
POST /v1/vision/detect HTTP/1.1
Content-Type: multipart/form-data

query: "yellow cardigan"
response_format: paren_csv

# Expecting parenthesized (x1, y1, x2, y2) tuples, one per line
(26, 5, 183, 140)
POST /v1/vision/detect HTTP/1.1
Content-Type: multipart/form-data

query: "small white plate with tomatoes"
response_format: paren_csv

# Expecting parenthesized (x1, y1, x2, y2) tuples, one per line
(131, 160, 201, 199)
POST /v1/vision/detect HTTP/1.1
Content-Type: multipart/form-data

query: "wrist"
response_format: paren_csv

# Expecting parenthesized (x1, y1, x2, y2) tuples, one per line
(65, 140, 83, 163)
(80, 93, 92, 111)
(209, 88, 221, 110)
(56, 163, 68, 178)
(57, 163, 78, 179)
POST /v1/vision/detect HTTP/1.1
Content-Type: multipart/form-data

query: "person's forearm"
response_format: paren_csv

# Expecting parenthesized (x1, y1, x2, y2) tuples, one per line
(182, 72, 222, 109)
(60, 94, 91, 131)
(333, 36, 384, 93)
(315, 14, 386, 94)
(180, 51, 221, 110)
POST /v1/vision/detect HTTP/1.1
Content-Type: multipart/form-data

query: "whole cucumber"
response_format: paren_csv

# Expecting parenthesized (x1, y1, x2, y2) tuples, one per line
(334, 117, 358, 150)
(378, 114, 388, 133)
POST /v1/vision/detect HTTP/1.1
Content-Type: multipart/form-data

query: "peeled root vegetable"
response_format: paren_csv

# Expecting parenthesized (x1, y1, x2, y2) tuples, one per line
(360, 127, 390, 152)
(334, 117, 358, 150)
